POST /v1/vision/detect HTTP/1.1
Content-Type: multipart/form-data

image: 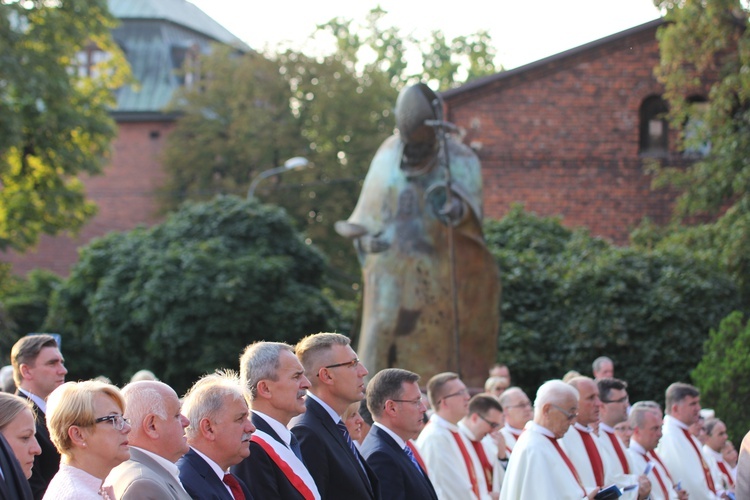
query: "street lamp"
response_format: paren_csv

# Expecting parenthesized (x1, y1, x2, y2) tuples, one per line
(247, 156, 310, 199)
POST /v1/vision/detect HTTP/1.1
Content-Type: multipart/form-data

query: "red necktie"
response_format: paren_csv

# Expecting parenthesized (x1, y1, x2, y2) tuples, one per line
(717, 460, 735, 487)
(604, 430, 630, 474)
(470, 440, 493, 491)
(450, 430, 480, 498)
(223, 473, 246, 500)
(681, 428, 717, 493)
(407, 441, 429, 475)
(545, 435, 588, 498)
(577, 428, 605, 487)
(642, 453, 669, 499)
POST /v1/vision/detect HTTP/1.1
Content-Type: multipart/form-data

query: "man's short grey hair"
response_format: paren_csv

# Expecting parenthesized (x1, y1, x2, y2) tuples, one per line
(122, 381, 170, 425)
(628, 401, 662, 429)
(182, 371, 246, 439)
(295, 333, 351, 382)
(534, 379, 579, 420)
(592, 356, 613, 373)
(240, 342, 294, 400)
(498, 387, 526, 410)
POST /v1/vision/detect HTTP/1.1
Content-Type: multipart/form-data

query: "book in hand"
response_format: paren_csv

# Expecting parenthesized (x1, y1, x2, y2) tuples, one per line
(593, 484, 622, 500)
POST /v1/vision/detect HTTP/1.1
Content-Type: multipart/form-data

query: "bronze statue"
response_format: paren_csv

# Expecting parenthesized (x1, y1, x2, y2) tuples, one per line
(336, 83, 501, 388)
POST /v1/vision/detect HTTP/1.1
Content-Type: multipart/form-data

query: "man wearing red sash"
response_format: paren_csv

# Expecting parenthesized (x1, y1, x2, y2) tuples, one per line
(625, 401, 687, 500)
(416, 372, 491, 499)
(232, 342, 321, 500)
(499, 379, 598, 499)
(703, 418, 735, 496)
(497, 388, 532, 457)
(657, 383, 722, 499)
(459, 394, 507, 496)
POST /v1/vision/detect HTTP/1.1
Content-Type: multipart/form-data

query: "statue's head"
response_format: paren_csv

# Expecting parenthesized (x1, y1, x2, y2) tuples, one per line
(395, 83, 439, 146)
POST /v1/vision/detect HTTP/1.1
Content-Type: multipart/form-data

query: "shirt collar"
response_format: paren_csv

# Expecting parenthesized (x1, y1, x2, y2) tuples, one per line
(252, 410, 292, 446)
(19, 388, 47, 413)
(191, 446, 227, 477)
(131, 447, 183, 484)
(306, 391, 342, 423)
(372, 422, 407, 449)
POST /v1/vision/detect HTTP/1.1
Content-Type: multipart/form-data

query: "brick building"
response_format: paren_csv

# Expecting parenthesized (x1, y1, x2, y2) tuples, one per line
(443, 18, 698, 244)
(2, 0, 246, 275)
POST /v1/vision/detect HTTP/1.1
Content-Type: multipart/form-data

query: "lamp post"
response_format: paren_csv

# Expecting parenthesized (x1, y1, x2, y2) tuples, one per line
(247, 156, 310, 199)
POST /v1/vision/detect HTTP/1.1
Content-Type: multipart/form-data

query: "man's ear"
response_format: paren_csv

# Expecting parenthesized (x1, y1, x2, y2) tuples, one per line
(19, 363, 32, 381)
(142, 413, 159, 438)
(199, 417, 215, 441)
(256, 380, 271, 399)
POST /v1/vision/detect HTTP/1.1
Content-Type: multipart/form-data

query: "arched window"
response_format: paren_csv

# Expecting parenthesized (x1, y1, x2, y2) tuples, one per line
(683, 96, 711, 158)
(639, 95, 669, 156)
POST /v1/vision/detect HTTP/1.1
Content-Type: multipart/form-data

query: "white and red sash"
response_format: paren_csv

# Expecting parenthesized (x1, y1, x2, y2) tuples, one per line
(251, 430, 321, 500)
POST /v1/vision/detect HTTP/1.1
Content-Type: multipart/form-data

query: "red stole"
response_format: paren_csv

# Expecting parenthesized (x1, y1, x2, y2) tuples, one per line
(717, 459, 735, 487)
(545, 435, 588, 497)
(251, 435, 317, 500)
(604, 430, 630, 474)
(469, 440, 493, 492)
(648, 450, 675, 485)
(577, 427, 605, 487)
(681, 428, 717, 493)
(407, 441, 429, 475)
(450, 430, 480, 498)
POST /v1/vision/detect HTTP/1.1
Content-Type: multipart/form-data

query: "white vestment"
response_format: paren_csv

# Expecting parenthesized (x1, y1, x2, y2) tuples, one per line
(626, 440, 678, 500)
(416, 414, 490, 500)
(703, 444, 735, 494)
(561, 423, 637, 497)
(596, 424, 639, 499)
(657, 415, 721, 499)
(499, 422, 589, 500)
(499, 425, 522, 455)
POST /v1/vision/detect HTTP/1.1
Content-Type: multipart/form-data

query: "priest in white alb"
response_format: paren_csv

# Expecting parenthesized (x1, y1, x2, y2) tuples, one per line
(497, 388, 533, 457)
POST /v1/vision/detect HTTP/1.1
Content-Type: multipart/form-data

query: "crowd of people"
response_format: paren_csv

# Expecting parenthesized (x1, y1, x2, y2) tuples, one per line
(1, 334, 748, 500)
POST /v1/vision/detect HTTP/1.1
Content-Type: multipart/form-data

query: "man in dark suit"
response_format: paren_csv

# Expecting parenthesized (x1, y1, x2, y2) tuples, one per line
(11, 334, 67, 499)
(232, 342, 320, 499)
(177, 372, 256, 500)
(291, 333, 380, 500)
(0, 432, 33, 500)
(105, 380, 192, 499)
(360, 368, 437, 500)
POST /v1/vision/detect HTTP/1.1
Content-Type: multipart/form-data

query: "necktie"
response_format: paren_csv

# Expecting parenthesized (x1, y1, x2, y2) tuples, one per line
(404, 443, 424, 475)
(336, 420, 370, 482)
(604, 430, 630, 474)
(680, 428, 717, 493)
(223, 472, 246, 500)
(643, 453, 669, 499)
(289, 433, 304, 462)
(407, 441, 429, 475)
(577, 427, 605, 487)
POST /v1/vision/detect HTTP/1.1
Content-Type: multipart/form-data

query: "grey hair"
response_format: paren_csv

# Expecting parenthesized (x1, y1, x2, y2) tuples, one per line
(628, 401, 662, 429)
(534, 379, 579, 420)
(182, 371, 246, 440)
(240, 342, 294, 400)
(121, 381, 170, 425)
(592, 356, 613, 373)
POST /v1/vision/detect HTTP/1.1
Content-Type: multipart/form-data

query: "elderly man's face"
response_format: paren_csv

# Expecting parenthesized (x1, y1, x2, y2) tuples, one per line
(211, 395, 255, 469)
(574, 379, 601, 427)
(544, 394, 578, 439)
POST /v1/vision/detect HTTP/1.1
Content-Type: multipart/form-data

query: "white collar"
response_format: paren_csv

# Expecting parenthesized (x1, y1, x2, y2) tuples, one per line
(306, 391, 343, 423)
(372, 422, 407, 449)
(458, 420, 480, 442)
(191, 446, 227, 478)
(252, 410, 292, 447)
(599, 422, 616, 434)
(429, 413, 459, 432)
(628, 440, 647, 455)
(504, 424, 523, 435)
(702, 444, 723, 461)
(574, 422, 594, 433)
(19, 388, 46, 414)
(663, 414, 690, 430)
(131, 446, 182, 480)
(528, 421, 555, 438)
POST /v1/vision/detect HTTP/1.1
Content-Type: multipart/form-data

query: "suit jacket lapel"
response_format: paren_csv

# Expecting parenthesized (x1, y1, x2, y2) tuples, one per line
(187, 449, 232, 500)
(374, 426, 435, 495)
(129, 448, 187, 498)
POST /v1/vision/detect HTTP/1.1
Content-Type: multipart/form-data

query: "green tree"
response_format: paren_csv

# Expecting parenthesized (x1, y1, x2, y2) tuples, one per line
(486, 205, 739, 402)
(0, 0, 131, 251)
(651, 0, 750, 299)
(693, 311, 750, 441)
(43, 196, 339, 393)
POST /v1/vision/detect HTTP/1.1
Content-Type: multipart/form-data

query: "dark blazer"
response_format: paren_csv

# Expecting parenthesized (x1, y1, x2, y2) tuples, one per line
(177, 448, 252, 500)
(0, 432, 33, 500)
(16, 392, 59, 500)
(231, 413, 308, 500)
(360, 425, 438, 500)
(291, 396, 380, 500)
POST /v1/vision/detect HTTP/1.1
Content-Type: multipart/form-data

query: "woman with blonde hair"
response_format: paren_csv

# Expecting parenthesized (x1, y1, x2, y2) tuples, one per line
(43, 380, 131, 499)
(0, 392, 41, 478)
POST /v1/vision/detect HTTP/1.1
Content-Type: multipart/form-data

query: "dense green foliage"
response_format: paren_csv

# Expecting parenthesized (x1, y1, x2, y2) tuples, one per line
(652, 0, 750, 300)
(0, 0, 131, 251)
(486, 206, 740, 402)
(693, 311, 750, 441)
(43, 196, 339, 394)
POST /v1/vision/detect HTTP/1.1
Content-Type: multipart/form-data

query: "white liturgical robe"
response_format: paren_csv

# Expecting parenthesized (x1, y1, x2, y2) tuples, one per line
(499, 425, 522, 456)
(703, 444, 735, 494)
(626, 440, 679, 500)
(657, 415, 721, 499)
(499, 422, 589, 500)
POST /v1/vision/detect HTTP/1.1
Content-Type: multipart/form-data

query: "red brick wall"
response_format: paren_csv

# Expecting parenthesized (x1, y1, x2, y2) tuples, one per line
(445, 24, 683, 245)
(3, 120, 174, 276)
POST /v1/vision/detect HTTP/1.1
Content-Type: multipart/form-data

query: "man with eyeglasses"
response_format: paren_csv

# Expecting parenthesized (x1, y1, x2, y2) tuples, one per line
(291, 333, 380, 500)
(359, 368, 437, 500)
(562, 376, 647, 499)
(596, 378, 651, 500)
(416, 372, 490, 499)
(459, 393, 507, 498)
(498, 388, 533, 457)
(500, 379, 599, 499)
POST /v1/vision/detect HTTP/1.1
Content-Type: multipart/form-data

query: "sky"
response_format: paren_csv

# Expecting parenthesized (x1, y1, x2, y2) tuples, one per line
(189, 0, 663, 70)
